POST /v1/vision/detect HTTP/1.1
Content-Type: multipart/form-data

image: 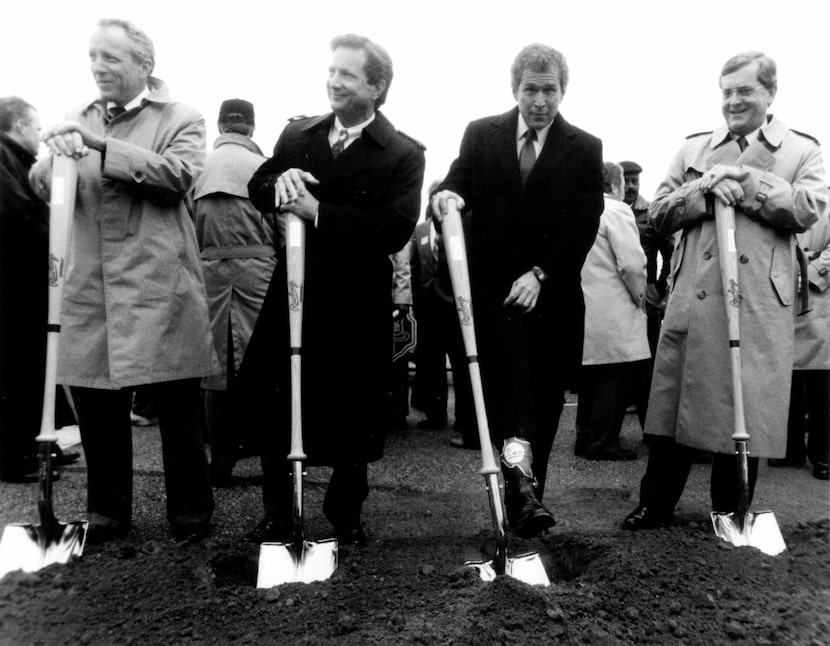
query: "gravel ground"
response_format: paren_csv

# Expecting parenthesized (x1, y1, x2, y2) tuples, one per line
(0, 392, 827, 645)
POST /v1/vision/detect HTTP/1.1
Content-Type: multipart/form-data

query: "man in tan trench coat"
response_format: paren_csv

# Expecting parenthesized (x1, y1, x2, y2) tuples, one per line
(623, 51, 828, 530)
(31, 19, 217, 544)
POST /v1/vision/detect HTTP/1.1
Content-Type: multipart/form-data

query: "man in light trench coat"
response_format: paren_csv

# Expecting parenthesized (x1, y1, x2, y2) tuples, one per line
(31, 19, 217, 544)
(623, 51, 828, 530)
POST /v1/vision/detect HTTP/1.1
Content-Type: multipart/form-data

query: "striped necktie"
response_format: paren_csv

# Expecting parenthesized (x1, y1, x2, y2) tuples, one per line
(519, 129, 537, 185)
(331, 128, 348, 158)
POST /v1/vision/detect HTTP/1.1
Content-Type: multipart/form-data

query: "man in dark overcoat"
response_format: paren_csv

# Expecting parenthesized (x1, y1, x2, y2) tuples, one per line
(432, 43, 604, 537)
(242, 33, 425, 544)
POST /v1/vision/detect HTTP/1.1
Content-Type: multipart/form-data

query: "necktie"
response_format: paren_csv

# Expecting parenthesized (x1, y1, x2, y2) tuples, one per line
(331, 128, 348, 159)
(736, 135, 748, 153)
(519, 129, 537, 185)
(106, 106, 125, 124)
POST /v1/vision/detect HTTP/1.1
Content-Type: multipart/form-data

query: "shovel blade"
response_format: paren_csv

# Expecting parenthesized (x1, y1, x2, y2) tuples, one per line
(256, 538, 338, 588)
(711, 510, 786, 556)
(466, 551, 550, 586)
(0, 521, 87, 580)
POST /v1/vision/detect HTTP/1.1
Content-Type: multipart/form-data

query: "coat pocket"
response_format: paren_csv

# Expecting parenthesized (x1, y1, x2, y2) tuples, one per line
(769, 243, 794, 306)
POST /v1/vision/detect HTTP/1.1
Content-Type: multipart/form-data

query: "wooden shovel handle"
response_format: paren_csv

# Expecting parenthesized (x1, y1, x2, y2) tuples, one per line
(441, 202, 500, 479)
(37, 155, 78, 444)
(285, 214, 307, 461)
(714, 202, 749, 442)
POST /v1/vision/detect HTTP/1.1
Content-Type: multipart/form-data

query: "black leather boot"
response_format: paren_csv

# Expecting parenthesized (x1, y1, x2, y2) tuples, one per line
(501, 438, 556, 538)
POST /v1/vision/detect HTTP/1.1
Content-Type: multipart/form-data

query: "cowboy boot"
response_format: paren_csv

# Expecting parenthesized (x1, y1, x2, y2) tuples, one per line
(500, 437, 556, 538)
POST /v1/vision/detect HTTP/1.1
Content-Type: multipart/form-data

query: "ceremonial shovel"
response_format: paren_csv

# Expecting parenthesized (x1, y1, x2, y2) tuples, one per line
(442, 200, 550, 586)
(710, 202, 786, 556)
(256, 214, 338, 588)
(0, 155, 88, 579)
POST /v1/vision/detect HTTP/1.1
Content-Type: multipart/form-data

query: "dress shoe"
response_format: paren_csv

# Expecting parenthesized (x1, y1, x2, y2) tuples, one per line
(332, 521, 366, 546)
(209, 464, 233, 488)
(503, 475, 556, 538)
(387, 416, 408, 431)
(130, 412, 157, 427)
(243, 518, 291, 544)
(584, 449, 638, 461)
(1, 469, 60, 484)
(622, 505, 671, 531)
(449, 437, 479, 450)
(813, 463, 830, 480)
(86, 522, 131, 545)
(53, 448, 81, 467)
(768, 457, 806, 468)
(172, 522, 210, 544)
(417, 417, 448, 430)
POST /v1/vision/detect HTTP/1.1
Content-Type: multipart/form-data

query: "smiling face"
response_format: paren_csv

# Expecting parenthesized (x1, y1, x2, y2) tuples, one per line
(89, 25, 150, 106)
(326, 46, 384, 127)
(720, 60, 775, 137)
(514, 69, 563, 131)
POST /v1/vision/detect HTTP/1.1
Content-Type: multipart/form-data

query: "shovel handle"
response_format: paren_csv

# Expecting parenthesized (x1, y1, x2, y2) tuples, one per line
(285, 214, 306, 462)
(441, 201, 500, 477)
(714, 202, 749, 442)
(37, 155, 78, 444)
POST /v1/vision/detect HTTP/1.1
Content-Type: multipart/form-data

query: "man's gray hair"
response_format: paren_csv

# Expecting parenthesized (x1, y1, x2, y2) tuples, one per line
(0, 96, 35, 133)
(510, 43, 569, 95)
(602, 161, 624, 195)
(97, 18, 155, 75)
(720, 51, 777, 93)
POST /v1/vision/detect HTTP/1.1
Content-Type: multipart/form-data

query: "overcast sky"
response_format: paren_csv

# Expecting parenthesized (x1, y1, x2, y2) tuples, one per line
(5, 0, 828, 201)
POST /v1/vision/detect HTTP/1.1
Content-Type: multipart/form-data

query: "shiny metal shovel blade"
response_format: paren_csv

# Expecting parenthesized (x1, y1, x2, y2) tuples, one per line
(256, 538, 338, 588)
(711, 511, 786, 556)
(0, 521, 87, 580)
(466, 552, 550, 586)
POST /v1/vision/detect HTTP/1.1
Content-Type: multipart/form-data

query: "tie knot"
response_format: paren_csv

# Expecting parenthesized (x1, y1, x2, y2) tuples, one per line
(106, 105, 125, 123)
(338, 128, 348, 143)
(736, 135, 748, 152)
(525, 129, 537, 143)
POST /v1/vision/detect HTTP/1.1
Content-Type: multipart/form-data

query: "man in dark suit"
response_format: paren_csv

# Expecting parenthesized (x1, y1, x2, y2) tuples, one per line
(242, 33, 425, 545)
(432, 43, 604, 537)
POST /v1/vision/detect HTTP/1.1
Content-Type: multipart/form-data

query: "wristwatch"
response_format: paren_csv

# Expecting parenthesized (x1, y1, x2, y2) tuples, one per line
(531, 265, 548, 283)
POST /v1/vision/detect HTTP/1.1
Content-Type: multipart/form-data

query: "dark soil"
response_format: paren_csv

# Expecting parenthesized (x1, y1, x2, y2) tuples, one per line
(1, 400, 828, 645)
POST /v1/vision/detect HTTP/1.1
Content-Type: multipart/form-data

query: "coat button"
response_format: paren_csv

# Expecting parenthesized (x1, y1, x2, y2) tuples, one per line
(703, 251, 712, 260)
(697, 290, 706, 299)
(739, 255, 749, 263)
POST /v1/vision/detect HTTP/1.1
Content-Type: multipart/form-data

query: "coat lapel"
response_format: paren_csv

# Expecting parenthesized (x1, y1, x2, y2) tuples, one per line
(525, 113, 574, 191)
(492, 109, 520, 180)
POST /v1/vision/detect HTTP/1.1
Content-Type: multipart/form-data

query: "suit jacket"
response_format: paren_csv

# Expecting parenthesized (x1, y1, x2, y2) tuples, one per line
(438, 109, 603, 373)
(242, 111, 425, 463)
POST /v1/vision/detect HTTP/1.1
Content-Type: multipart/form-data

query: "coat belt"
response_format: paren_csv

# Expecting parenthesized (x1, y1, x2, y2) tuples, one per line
(200, 245, 275, 260)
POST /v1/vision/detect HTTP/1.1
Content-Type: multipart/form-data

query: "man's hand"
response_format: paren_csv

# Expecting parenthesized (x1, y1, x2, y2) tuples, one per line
(503, 270, 542, 313)
(700, 164, 745, 206)
(275, 168, 320, 222)
(42, 120, 104, 158)
(430, 190, 465, 223)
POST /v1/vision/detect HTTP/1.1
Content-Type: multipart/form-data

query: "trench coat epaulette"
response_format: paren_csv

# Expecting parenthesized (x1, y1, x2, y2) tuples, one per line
(397, 130, 427, 151)
(287, 114, 309, 122)
(685, 130, 712, 140)
(790, 129, 821, 145)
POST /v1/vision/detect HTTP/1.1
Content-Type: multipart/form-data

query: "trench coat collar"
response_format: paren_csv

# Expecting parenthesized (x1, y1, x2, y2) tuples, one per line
(491, 108, 576, 191)
(299, 110, 395, 148)
(213, 132, 263, 155)
(84, 76, 173, 121)
(708, 114, 787, 150)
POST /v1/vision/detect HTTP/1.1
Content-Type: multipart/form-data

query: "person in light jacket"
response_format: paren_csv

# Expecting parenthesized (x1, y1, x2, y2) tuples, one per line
(575, 162, 650, 461)
(623, 51, 827, 530)
(31, 19, 217, 545)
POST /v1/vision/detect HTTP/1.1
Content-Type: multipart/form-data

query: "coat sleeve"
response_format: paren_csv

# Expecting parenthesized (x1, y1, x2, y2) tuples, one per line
(733, 140, 825, 233)
(648, 142, 711, 236)
(608, 203, 647, 306)
(102, 107, 206, 203)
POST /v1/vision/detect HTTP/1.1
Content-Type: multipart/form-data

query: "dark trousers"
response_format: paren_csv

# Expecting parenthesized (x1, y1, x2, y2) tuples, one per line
(785, 370, 830, 466)
(576, 361, 645, 455)
(479, 311, 565, 499)
(633, 303, 663, 429)
(411, 292, 474, 436)
(638, 435, 759, 515)
(261, 453, 368, 527)
(72, 379, 214, 529)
